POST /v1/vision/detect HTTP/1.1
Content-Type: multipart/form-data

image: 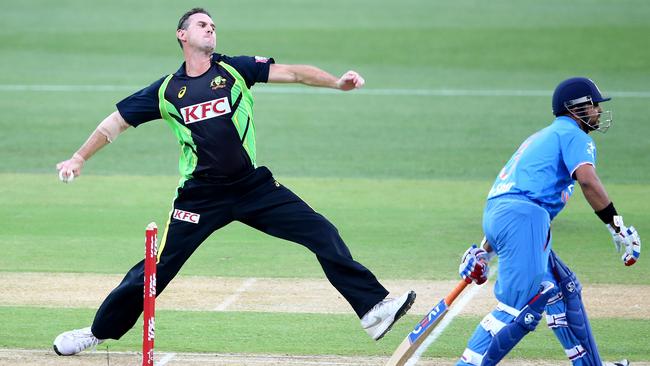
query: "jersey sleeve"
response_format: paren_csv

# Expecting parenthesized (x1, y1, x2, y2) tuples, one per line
(116, 76, 166, 127)
(560, 132, 597, 176)
(223, 55, 275, 88)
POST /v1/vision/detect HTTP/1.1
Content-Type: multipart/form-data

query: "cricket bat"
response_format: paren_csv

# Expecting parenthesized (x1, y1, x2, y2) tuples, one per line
(385, 279, 470, 366)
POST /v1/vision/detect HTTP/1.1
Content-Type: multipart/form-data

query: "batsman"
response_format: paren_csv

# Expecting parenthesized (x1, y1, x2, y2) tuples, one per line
(52, 7, 415, 355)
(456, 77, 641, 366)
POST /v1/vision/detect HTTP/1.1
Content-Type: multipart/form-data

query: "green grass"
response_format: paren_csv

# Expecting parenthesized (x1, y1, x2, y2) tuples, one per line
(2, 93, 649, 183)
(1, 0, 649, 360)
(2, 1, 650, 87)
(1, 174, 648, 283)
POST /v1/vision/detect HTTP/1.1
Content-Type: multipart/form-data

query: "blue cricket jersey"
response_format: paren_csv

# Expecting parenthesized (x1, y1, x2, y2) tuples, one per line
(487, 116, 597, 220)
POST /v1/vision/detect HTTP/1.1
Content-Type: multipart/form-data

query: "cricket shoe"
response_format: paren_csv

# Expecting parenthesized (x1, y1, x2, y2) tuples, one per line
(603, 360, 630, 366)
(361, 290, 416, 340)
(53, 326, 104, 356)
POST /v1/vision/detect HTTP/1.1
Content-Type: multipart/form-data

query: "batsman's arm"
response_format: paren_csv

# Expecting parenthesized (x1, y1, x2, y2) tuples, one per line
(574, 164, 611, 213)
(56, 111, 130, 181)
(480, 236, 495, 259)
(268, 64, 365, 91)
(575, 164, 641, 265)
(481, 238, 492, 253)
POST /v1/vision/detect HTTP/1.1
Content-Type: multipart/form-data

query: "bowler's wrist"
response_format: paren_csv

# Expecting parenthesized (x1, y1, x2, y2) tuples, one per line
(72, 152, 86, 164)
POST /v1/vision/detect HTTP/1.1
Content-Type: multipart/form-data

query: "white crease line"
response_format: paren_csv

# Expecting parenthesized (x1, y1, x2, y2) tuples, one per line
(172, 352, 383, 365)
(214, 278, 257, 311)
(1, 84, 649, 98)
(200, 358, 363, 365)
(406, 265, 498, 366)
(0, 349, 384, 365)
(155, 352, 176, 366)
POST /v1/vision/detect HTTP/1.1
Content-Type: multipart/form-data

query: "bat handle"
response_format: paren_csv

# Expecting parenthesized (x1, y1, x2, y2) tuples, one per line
(444, 279, 470, 306)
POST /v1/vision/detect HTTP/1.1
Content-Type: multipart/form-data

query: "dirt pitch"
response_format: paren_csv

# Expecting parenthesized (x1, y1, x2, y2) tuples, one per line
(1, 273, 649, 318)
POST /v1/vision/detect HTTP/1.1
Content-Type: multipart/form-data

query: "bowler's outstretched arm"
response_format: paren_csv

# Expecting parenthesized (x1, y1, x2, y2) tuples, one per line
(268, 64, 364, 91)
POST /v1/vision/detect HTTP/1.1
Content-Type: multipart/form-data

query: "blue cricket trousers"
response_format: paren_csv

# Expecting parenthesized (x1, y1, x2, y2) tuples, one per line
(457, 196, 552, 365)
(484, 196, 552, 309)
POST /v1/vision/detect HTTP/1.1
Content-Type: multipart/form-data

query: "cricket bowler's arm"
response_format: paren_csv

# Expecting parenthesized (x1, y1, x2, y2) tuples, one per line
(56, 111, 130, 182)
(268, 64, 364, 91)
(385, 279, 470, 366)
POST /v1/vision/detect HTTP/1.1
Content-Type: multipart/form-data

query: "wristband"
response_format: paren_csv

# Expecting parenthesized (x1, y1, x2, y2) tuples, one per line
(595, 202, 618, 224)
(73, 152, 86, 163)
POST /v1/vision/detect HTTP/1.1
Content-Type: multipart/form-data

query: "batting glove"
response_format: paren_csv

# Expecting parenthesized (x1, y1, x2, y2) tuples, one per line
(607, 215, 641, 266)
(459, 244, 489, 285)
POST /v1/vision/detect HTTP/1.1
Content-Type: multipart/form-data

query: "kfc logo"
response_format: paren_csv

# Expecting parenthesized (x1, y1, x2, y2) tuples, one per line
(173, 209, 200, 224)
(181, 97, 231, 124)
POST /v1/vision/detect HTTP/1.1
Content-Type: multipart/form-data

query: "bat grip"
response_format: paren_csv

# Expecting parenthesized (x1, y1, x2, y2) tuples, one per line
(444, 279, 469, 306)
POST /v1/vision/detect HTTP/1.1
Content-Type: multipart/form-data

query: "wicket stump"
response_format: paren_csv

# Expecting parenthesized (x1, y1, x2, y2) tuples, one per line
(143, 222, 158, 366)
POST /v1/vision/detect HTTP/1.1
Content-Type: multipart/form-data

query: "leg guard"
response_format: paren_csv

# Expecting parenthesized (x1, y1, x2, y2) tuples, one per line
(480, 281, 557, 366)
(546, 289, 590, 365)
(548, 251, 602, 365)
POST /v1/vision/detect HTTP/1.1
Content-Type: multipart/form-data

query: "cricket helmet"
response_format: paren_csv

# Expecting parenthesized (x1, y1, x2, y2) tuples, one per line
(552, 77, 612, 133)
(552, 77, 611, 116)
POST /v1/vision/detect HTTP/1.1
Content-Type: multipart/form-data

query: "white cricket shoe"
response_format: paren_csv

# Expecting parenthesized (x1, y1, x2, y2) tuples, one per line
(604, 360, 630, 366)
(53, 326, 104, 356)
(361, 290, 416, 340)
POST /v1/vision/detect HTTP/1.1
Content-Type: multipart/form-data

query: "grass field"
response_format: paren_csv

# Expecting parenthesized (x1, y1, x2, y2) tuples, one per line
(1, 0, 649, 365)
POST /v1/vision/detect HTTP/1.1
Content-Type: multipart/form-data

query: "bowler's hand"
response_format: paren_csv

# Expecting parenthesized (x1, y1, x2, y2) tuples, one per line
(336, 70, 365, 91)
(607, 215, 641, 266)
(56, 153, 85, 183)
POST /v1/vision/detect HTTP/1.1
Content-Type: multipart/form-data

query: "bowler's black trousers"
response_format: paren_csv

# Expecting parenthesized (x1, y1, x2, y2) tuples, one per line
(92, 166, 389, 339)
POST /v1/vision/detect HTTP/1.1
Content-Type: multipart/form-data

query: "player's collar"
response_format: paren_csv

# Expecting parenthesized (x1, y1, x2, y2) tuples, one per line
(174, 53, 222, 77)
(554, 115, 584, 131)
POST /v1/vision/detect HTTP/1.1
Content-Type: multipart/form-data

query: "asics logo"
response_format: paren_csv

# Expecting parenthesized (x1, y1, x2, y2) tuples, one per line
(363, 316, 383, 329)
(524, 313, 535, 324)
(566, 282, 576, 293)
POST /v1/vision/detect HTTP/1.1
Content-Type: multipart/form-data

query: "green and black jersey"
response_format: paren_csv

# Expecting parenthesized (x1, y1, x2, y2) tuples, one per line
(116, 53, 274, 182)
